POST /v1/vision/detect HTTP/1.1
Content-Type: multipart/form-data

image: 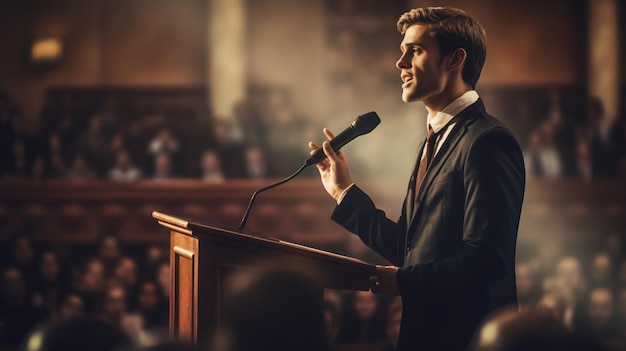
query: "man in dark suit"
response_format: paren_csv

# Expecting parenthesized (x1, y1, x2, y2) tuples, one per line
(309, 7, 525, 351)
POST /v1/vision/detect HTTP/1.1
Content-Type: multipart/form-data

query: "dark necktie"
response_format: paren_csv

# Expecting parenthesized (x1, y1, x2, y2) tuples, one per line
(415, 125, 437, 196)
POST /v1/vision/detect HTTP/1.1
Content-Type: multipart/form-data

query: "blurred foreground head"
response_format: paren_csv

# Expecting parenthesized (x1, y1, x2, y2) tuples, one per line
(470, 307, 608, 351)
(216, 262, 325, 351)
(39, 316, 129, 351)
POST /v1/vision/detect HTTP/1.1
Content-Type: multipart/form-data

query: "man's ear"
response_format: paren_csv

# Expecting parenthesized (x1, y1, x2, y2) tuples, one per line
(446, 48, 467, 72)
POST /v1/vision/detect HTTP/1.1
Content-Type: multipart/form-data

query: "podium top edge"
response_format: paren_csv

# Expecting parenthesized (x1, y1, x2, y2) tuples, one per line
(152, 211, 190, 229)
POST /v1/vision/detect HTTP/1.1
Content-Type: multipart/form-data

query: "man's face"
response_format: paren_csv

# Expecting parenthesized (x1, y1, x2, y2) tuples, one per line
(396, 24, 446, 104)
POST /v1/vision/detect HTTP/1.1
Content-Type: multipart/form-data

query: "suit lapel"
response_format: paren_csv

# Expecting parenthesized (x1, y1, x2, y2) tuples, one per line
(408, 100, 485, 228)
(404, 140, 425, 229)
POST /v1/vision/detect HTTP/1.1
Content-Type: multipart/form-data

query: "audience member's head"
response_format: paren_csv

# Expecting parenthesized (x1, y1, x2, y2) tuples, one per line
(470, 307, 578, 351)
(153, 152, 174, 179)
(386, 298, 403, 350)
(244, 145, 269, 179)
(133, 279, 164, 315)
(39, 316, 129, 351)
(200, 149, 224, 182)
(99, 283, 128, 326)
(113, 256, 138, 291)
(592, 252, 613, 286)
(97, 235, 122, 272)
(217, 263, 325, 351)
(155, 260, 170, 299)
(555, 256, 585, 304)
(38, 250, 62, 285)
(79, 257, 106, 295)
(586, 286, 617, 338)
(586, 96, 605, 126)
(516, 261, 540, 310)
(1, 266, 28, 305)
(535, 293, 566, 321)
(57, 291, 87, 320)
(10, 234, 36, 268)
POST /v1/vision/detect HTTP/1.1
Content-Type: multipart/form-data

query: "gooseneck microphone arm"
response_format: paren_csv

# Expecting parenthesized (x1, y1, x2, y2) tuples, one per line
(238, 163, 307, 231)
(237, 111, 381, 231)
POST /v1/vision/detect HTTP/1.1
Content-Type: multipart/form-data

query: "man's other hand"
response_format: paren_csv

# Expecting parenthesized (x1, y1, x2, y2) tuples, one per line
(372, 265, 400, 296)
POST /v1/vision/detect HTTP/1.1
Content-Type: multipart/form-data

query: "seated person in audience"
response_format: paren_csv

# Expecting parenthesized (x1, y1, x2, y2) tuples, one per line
(516, 261, 542, 312)
(554, 256, 587, 330)
(244, 145, 271, 179)
(96, 235, 123, 276)
(38, 316, 130, 351)
(536, 293, 567, 323)
(151, 152, 177, 180)
(523, 127, 562, 179)
(0, 266, 46, 348)
(200, 149, 225, 183)
(148, 128, 180, 156)
(74, 258, 106, 310)
(22, 290, 87, 351)
(336, 290, 386, 346)
(575, 135, 593, 181)
(154, 260, 170, 300)
(45, 132, 68, 179)
(113, 256, 138, 293)
(77, 114, 109, 176)
(125, 279, 168, 346)
(583, 97, 619, 178)
(32, 250, 71, 315)
(322, 289, 343, 349)
(591, 252, 614, 287)
(213, 119, 245, 177)
(384, 298, 403, 351)
(66, 153, 96, 180)
(97, 283, 142, 345)
(5, 139, 29, 179)
(31, 154, 47, 180)
(575, 286, 620, 342)
(617, 287, 626, 338)
(109, 149, 141, 181)
(469, 307, 593, 351)
(5, 234, 38, 287)
(219, 264, 325, 351)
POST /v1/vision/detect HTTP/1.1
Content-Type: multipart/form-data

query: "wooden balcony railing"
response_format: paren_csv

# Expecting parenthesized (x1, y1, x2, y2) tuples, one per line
(1, 179, 625, 252)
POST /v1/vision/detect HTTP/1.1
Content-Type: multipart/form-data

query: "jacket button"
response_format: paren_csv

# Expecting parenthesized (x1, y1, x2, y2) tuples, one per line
(406, 247, 411, 252)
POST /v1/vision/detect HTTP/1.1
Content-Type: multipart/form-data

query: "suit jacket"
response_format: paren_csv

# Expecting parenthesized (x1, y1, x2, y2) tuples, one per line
(331, 100, 525, 351)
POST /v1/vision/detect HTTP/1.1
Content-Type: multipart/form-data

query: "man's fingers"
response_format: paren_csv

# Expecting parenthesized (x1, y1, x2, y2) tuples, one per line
(322, 141, 339, 162)
(323, 128, 335, 140)
(308, 141, 321, 154)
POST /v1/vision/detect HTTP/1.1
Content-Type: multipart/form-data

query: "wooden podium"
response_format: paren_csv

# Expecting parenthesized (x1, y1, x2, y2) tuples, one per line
(152, 211, 375, 349)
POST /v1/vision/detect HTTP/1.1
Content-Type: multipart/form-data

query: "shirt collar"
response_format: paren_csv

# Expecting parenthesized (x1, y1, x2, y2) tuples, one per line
(427, 90, 479, 133)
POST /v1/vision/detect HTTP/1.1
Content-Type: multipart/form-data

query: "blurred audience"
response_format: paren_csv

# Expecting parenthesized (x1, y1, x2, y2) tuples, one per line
(199, 149, 225, 183)
(244, 145, 271, 179)
(109, 149, 141, 181)
(152, 152, 177, 180)
(65, 153, 96, 180)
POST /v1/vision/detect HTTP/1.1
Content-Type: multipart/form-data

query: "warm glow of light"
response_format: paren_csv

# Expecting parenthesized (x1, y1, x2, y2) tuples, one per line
(31, 37, 63, 61)
(479, 321, 499, 346)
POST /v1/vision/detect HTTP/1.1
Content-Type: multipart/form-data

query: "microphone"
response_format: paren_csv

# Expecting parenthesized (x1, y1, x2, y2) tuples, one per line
(237, 111, 381, 231)
(305, 111, 381, 166)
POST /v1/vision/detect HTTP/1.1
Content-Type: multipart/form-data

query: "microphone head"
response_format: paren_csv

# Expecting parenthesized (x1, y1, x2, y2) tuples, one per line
(352, 111, 381, 135)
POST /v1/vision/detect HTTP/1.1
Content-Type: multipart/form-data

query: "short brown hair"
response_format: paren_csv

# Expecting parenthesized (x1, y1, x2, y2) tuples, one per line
(397, 7, 486, 88)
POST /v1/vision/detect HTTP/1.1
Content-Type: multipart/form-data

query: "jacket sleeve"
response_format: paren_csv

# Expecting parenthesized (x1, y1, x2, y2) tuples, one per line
(396, 130, 525, 298)
(331, 185, 408, 266)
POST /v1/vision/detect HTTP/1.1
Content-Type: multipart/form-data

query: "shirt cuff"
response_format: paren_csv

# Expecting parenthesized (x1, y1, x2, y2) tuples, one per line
(337, 183, 355, 204)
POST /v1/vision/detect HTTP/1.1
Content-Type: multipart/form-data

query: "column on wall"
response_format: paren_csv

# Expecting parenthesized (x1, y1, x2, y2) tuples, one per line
(587, 0, 619, 125)
(208, 0, 247, 119)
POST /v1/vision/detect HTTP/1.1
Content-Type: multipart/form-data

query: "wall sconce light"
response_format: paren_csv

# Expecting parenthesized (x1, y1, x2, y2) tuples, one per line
(30, 37, 64, 63)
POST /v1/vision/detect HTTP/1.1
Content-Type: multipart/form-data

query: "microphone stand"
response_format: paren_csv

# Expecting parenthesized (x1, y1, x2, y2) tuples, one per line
(238, 163, 308, 231)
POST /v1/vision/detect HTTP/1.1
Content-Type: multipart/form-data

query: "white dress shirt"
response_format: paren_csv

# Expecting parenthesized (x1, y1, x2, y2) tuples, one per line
(338, 90, 480, 204)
